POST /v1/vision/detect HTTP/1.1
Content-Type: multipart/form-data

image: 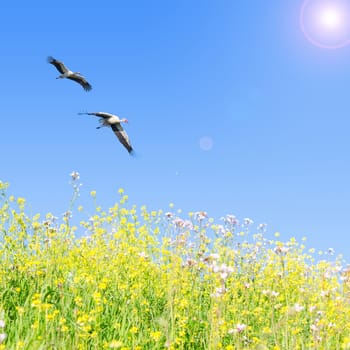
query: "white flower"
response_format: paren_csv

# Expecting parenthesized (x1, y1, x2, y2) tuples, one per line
(262, 290, 279, 297)
(236, 323, 247, 333)
(274, 246, 289, 256)
(257, 223, 267, 231)
(293, 303, 304, 312)
(222, 214, 239, 226)
(243, 218, 254, 225)
(0, 320, 4, 328)
(310, 324, 318, 332)
(70, 171, 80, 181)
(138, 251, 149, 259)
(62, 211, 72, 219)
(309, 305, 317, 312)
(229, 323, 247, 334)
(210, 253, 220, 260)
(327, 248, 335, 255)
(212, 265, 220, 273)
(0, 333, 6, 343)
(194, 211, 208, 221)
(320, 290, 330, 297)
(211, 287, 227, 298)
(220, 272, 229, 280)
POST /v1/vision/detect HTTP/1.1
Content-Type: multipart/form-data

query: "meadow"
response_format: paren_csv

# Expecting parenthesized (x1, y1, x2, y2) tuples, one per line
(0, 178, 349, 350)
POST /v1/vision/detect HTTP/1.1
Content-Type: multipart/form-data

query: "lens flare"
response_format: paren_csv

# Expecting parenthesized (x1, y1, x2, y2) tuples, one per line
(199, 136, 213, 151)
(300, 0, 350, 49)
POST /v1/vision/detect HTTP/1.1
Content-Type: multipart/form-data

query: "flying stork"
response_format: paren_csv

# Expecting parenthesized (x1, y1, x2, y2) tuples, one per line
(47, 56, 92, 91)
(79, 112, 134, 154)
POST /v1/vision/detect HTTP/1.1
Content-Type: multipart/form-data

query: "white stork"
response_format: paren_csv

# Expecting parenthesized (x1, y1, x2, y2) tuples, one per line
(79, 112, 134, 154)
(47, 56, 92, 91)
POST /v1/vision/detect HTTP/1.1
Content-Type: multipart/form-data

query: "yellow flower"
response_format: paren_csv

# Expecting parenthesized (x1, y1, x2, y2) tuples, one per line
(17, 197, 26, 208)
(16, 341, 25, 349)
(118, 188, 124, 195)
(150, 331, 162, 341)
(129, 326, 138, 334)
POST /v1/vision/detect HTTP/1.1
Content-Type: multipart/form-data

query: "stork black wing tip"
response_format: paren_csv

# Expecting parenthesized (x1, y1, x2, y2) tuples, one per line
(84, 84, 92, 92)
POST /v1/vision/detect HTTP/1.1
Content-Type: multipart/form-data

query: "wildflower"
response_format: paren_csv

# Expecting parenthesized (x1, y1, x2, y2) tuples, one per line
(211, 287, 227, 298)
(118, 188, 124, 195)
(243, 218, 254, 225)
(212, 224, 226, 236)
(173, 218, 193, 230)
(228, 324, 247, 334)
(222, 214, 238, 226)
(257, 223, 267, 231)
(184, 258, 197, 267)
(109, 340, 123, 348)
(70, 171, 80, 181)
(194, 211, 208, 221)
(0, 334, 6, 344)
(262, 290, 279, 297)
(236, 324, 247, 333)
(138, 251, 149, 259)
(150, 331, 162, 341)
(219, 264, 234, 280)
(130, 326, 138, 334)
(210, 253, 220, 260)
(0, 321, 4, 329)
(274, 246, 289, 256)
(293, 303, 304, 312)
(310, 324, 319, 332)
(211, 264, 220, 273)
(165, 212, 173, 219)
(63, 211, 72, 220)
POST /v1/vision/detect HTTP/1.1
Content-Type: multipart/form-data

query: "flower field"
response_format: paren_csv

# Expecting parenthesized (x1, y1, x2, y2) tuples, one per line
(0, 179, 350, 350)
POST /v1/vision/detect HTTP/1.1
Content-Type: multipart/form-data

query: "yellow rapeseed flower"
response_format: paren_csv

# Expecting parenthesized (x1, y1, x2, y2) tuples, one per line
(150, 331, 162, 341)
(129, 326, 138, 334)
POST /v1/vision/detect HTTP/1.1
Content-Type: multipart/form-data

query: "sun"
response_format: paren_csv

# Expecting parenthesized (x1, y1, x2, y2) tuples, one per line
(318, 7, 343, 30)
(300, 0, 350, 49)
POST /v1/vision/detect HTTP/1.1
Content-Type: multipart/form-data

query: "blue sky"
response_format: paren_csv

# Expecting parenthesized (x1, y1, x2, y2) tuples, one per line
(1, 1, 350, 258)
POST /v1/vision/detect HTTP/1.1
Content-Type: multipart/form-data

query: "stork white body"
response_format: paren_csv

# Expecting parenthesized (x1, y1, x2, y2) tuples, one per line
(79, 112, 134, 154)
(47, 56, 92, 91)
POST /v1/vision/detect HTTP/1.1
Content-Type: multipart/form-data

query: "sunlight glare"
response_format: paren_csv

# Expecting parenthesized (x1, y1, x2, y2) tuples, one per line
(319, 7, 342, 30)
(300, 0, 350, 49)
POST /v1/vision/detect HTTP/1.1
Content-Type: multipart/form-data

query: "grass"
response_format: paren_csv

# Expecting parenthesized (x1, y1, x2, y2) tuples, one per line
(0, 178, 350, 349)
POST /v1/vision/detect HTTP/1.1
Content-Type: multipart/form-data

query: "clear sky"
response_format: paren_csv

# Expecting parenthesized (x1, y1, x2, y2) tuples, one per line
(1, 1, 350, 259)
